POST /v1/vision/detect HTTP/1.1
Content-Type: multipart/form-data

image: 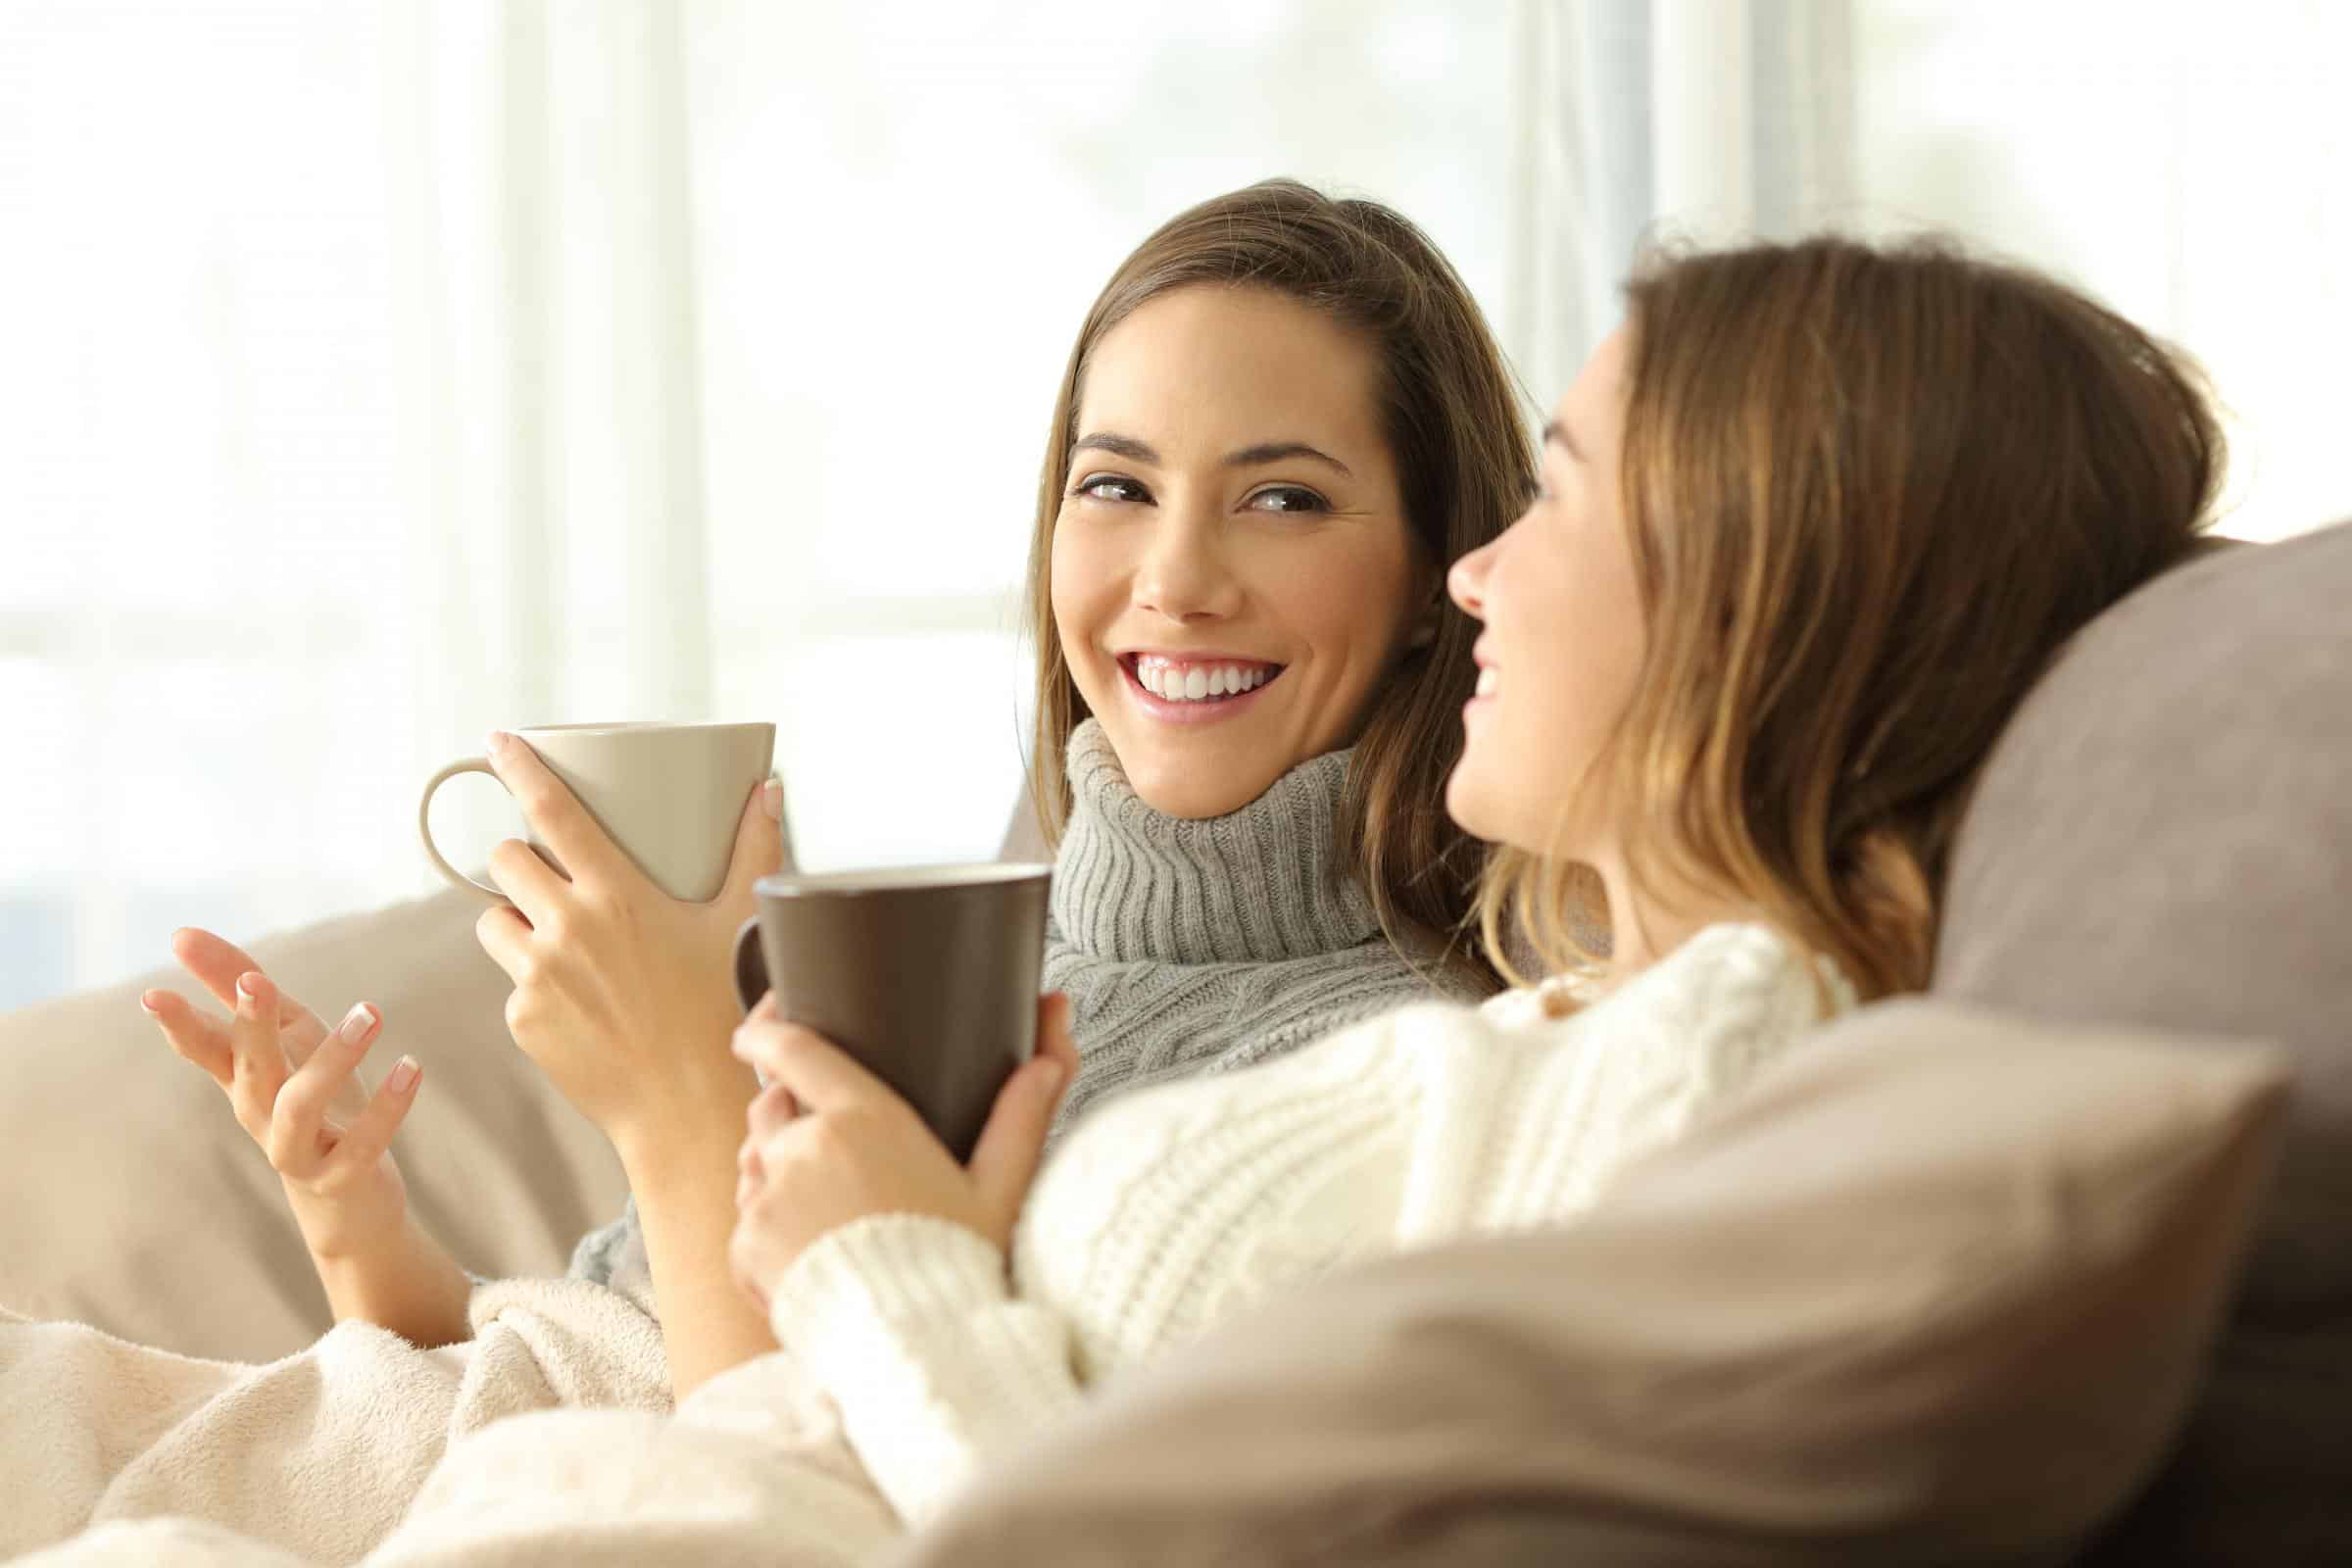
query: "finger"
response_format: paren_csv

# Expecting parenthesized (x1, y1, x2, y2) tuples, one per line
(718, 777, 787, 907)
(172, 929, 329, 1054)
(1039, 993, 1081, 1087)
(735, 1138, 765, 1210)
(729, 993, 783, 1064)
(141, 988, 234, 1086)
(964, 1049, 1070, 1225)
(745, 1081, 800, 1142)
(750, 1022, 893, 1113)
(474, 903, 536, 983)
(169, 928, 265, 1009)
(484, 731, 632, 889)
(485, 836, 570, 931)
(268, 1002, 382, 1172)
(727, 1006, 797, 1077)
(224, 971, 292, 1138)
(321, 1053, 423, 1185)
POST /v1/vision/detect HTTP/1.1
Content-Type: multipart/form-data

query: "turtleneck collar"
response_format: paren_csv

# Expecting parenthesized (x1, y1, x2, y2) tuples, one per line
(1050, 718, 1383, 965)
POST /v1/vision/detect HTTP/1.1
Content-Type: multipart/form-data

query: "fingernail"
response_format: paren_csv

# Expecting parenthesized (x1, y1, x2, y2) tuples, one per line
(387, 1055, 419, 1093)
(761, 778, 785, 820)
(337, 1003, 377, 1044)
(235, 972, 260, 1003)
(138, 993, 161, 1017)
(485, 730, 511, 758)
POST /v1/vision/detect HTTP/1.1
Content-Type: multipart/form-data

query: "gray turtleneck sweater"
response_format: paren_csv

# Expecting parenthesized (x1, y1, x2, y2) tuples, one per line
(1044, 718, 1484, 1130)
(566, 718, 1479, 1309)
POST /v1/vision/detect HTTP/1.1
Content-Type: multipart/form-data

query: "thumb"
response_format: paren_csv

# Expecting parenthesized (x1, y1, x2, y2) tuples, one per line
(721, 774, 788, 903)
(966, 1051, 1071, 1230)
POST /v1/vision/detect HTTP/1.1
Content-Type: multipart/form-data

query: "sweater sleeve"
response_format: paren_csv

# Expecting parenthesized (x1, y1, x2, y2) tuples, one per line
(764, 1211, 1085, 1530)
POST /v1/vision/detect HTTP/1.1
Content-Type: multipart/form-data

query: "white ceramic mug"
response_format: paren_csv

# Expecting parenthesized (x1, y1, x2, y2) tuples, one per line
(418, 721, 777, 903)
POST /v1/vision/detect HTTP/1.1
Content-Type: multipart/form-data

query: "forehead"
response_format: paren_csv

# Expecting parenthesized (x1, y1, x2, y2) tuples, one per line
(1549, 321, 1633, 444)
(1077, 284, 1385, 453)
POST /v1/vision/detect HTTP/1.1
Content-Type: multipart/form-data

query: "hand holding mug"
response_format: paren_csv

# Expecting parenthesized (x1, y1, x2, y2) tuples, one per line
(727, 992, 1078, 1311)
(457, 727, 785, 1160)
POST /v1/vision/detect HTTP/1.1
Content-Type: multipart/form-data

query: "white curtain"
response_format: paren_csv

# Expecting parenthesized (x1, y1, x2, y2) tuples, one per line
(1504, 0, 1859, 403)
(3, 0, 2345, 1010)
(0, 0, 1517, 1009)
(1506, 0, 2352, 544)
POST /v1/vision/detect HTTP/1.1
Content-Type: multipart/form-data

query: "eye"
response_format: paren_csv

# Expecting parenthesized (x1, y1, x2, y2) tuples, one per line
(1073, 473, 1150, 505)
(1245, 484, 1330, 515)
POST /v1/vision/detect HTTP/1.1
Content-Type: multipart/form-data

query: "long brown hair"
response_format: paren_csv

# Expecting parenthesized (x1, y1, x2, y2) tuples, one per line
(1025, 179, 1535, 980)
(1483, 235, 2226, 1001)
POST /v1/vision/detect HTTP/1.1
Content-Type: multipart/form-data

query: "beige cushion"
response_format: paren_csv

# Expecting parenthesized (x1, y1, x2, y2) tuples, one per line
(894, 1002, 2288, 1568)
(0, 887, 627, 1361)
(1935, 518, 2352, 1562)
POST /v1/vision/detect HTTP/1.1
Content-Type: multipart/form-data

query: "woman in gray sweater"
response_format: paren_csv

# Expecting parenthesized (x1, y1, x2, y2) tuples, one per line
(0, 180, 1535, 1566)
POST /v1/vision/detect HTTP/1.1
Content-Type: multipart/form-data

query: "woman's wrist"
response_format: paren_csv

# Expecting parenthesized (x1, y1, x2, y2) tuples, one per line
(283, 1184, 404, 1271)
(610, 1051, 761, 1186)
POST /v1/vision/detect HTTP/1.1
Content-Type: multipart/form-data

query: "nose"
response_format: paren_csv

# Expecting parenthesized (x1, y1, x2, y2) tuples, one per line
(1132, 510, 1241, 622)
(1447, 537, 1495, 620)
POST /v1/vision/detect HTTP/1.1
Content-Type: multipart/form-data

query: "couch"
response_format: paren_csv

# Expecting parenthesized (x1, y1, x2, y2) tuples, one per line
(2, 519, 2345, 1563)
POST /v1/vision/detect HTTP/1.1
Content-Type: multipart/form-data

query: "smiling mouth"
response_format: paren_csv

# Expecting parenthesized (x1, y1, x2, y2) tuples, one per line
(1119, 654, 1286, 705)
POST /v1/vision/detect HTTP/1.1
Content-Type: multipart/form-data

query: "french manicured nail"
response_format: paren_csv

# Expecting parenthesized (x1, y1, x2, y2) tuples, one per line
(761, 778, 785, 819)
(337, 1003, 377, 1045)
(235, 972, 261, 1003)
(387, 1055, 419, 1093)
(485, 730, 511, 758)
(138, 992, 161, 1017)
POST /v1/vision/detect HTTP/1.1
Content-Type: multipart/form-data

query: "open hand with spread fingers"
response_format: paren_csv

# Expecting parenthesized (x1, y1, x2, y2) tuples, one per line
(141, 927, 419, 1265)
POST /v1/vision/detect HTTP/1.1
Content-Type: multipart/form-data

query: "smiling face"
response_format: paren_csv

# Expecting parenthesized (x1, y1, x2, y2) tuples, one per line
(1050, 284, 1428, 819)
(1445, 323, 1645, 861)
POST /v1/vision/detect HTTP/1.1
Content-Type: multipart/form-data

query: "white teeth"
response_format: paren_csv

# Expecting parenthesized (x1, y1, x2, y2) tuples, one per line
(1475, 665, 1498, 698)
(1132, 657, 1279, 703)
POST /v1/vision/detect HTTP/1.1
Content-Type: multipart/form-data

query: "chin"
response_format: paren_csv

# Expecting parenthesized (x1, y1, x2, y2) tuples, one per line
(1128, 768, 1268, 820)
(1443, 764, 1501, 845)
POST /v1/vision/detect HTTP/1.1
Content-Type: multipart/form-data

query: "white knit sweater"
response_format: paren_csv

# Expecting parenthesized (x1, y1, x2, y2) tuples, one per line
(764, 921, 1853, 1532)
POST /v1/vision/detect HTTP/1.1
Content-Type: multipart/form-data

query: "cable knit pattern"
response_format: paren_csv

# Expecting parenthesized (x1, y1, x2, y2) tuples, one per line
(1045, 718, 1478, 1128)
(767, 921, 1853, 1530)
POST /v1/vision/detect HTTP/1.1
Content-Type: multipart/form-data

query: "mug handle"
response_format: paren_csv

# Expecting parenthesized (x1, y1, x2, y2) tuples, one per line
(734, 916, 777, 1088)
(418, 759, 510, 901)
(733, 916, 768, 1012)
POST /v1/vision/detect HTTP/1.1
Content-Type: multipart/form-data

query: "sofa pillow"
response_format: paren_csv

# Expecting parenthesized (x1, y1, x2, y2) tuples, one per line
(1934, 517, 2352, 1563)
(893, 1002, 2287, 1568)
(0, 887, 628, 1361)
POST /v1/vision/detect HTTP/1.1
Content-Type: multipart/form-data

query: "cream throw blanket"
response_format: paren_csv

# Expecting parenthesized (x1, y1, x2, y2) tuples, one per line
(6, 1334, 900, 1566)
(0, 1275, 852, 1565)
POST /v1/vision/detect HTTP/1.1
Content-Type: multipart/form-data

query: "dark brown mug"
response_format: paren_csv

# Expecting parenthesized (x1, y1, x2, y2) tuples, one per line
(733, 863, 1054, 1161)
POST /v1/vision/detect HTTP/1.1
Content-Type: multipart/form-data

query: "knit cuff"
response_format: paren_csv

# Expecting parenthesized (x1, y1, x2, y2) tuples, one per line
(767, 1212, 1010, 1361)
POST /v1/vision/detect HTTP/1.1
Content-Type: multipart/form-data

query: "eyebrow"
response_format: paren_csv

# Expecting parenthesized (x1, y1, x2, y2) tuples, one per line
(1070, 432, 1354, 478)
(1541, 419, 1583, 461)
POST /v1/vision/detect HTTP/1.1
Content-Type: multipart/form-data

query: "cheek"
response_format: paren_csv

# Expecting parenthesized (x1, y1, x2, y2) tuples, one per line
(1279, 532, 1421, 672)
(1049, 529, 1111, 672)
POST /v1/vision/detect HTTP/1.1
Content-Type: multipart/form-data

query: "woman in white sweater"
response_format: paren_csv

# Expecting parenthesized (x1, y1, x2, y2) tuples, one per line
(24, 238, 2226, 1566)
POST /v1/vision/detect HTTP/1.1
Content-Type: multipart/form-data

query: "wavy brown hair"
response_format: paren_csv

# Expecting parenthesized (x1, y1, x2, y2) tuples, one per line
(1025, 180, 1535, 983)
(1482, 235, 2226, 1001)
